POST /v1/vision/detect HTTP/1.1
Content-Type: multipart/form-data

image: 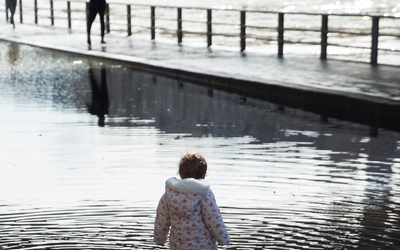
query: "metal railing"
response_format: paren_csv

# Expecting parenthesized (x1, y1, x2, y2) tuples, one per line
(3, 0, 400, 65)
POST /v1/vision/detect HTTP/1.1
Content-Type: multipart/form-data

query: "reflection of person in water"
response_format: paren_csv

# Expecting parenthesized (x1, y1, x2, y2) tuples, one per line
(87, 0, 107, 45)
(6, 0, 17, 28)
(8, 42, 19, 84)
(88, 65, 109, 127)
(8, 42, 19, 65)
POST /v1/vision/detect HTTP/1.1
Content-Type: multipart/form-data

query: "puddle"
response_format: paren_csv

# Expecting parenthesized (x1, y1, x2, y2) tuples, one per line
(0, 41, 399, 249)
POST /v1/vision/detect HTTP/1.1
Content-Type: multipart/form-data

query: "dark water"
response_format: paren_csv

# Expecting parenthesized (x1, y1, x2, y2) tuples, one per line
(0, 41, 399, 249)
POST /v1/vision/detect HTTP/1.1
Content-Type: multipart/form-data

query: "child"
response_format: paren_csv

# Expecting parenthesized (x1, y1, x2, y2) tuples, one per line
(154, 153, 230, 249)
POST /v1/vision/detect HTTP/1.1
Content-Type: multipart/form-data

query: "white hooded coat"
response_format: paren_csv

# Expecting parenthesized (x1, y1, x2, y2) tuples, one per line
(154, 177, 230, 249)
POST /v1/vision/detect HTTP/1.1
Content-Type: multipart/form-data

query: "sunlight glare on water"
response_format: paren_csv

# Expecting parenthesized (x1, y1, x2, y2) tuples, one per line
(109, 0, 400, 14)
(0, 41, 400, 249)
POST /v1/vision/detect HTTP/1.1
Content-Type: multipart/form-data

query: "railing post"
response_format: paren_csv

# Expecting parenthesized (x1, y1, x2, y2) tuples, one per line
(371, 16, 379, 65)
(67, 1, 71, 29)
(127, 5, 131, 36)
(34, 0, 38, 24)
(19, 0, 23, 23)
(320, 14, 328, 60)
(177, 7, 182, 44)
(207, 9, 212, 47)
(106, 3, 110, 33)
(240, 11, 246, 51)
(151, 6, 155, 40)
(50, 0, 54, 25)
(278, 13, 284, 57)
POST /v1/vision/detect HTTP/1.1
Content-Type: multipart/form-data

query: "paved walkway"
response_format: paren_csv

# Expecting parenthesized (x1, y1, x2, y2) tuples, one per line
(1, 20, 399, 103)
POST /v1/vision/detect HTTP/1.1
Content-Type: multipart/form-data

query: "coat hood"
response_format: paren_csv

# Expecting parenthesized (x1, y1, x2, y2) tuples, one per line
(165, 177, 210, 195)
(165, 177, 210, 218)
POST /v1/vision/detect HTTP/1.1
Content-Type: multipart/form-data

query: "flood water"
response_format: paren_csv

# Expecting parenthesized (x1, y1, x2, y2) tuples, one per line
(1, 41, 400, 249)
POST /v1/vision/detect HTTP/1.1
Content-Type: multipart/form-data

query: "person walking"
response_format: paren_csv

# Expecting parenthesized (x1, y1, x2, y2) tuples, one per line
(87, 0, 107, 45)
(6, 0, 17, 28)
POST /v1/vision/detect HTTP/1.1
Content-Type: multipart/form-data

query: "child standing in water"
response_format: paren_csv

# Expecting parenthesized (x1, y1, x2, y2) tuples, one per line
(154, 153, 230, 249)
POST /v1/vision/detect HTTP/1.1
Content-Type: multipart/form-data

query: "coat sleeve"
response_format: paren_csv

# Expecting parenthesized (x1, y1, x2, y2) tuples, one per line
(201, 189, 231, 246)
(154, 193, 171, 245)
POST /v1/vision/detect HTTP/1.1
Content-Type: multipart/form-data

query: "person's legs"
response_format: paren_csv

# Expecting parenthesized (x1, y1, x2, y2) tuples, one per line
(87, 10, 97, 45)
(10, 5, 15, 28)
(6, 0, 17, 28)
(99, 11, 106, 43)
(11, 0, 16, 28)
(6, 0, 10, 21)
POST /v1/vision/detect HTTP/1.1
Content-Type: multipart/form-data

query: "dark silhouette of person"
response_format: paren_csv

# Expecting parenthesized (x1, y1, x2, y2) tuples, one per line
(87, 0, 107, 45)
(87, 65, 109, 127)
(6, 0, 17, 28)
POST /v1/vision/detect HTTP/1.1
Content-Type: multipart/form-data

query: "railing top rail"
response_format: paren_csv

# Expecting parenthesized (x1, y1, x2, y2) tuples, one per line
(51, 0, 400, 19)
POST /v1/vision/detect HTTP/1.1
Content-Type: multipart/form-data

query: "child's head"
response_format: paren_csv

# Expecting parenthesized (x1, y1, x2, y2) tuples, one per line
(179, 153, 207, 179)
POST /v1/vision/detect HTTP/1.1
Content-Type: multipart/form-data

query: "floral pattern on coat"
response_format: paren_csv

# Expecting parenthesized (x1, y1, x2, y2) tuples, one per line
(154, 177, 230, 250)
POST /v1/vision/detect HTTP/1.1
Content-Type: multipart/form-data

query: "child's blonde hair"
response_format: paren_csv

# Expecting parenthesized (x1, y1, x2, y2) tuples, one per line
(179, 153, 207, 179)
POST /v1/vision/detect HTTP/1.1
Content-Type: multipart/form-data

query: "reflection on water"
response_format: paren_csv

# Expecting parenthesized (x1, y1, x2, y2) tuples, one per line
(87, 63, 109, 127)
(0, 41, 399, 249)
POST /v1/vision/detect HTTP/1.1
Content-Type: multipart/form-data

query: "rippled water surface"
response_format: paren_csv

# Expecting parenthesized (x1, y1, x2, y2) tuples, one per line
(1, 41, 400, 249)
